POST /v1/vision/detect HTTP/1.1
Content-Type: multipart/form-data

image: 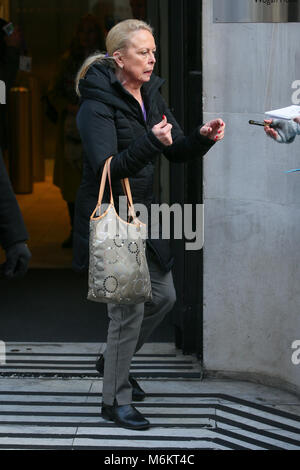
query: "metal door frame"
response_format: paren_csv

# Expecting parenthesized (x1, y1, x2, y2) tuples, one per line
(168, 0, 204, 358)
(147, 0, 205, 358)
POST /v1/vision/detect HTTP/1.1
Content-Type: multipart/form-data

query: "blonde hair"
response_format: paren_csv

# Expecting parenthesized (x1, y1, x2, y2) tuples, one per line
(75, 19, 153, 96)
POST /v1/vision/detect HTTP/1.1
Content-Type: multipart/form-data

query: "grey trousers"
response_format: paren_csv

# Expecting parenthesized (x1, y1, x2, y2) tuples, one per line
(102, 249, 177, 406)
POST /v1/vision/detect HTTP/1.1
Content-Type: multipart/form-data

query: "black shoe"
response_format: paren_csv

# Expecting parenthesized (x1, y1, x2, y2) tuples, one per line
(95, 354, 105, 374)
(96, 354, 146, 402)
(129, 376, 146, 401)
(101, 402, 150, 430)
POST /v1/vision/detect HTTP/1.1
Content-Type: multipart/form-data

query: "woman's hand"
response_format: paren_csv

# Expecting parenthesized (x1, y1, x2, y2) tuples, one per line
(152, 116, 173, 146)
(264, 119, 278, 140)
(200, 119, 225, 141)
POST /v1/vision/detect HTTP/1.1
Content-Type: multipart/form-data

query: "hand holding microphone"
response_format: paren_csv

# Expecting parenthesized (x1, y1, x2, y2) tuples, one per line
(249, 119, 290, 142)
(262, 118, 300, 143)
(263, 119, 279, 140)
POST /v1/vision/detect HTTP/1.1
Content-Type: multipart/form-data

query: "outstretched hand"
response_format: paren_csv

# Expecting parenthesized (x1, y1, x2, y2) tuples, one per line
(200, 119, 225, 141)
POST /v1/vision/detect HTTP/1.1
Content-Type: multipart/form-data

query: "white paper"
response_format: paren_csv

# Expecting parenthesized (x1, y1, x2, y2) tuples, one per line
(265, 105, 300, 120)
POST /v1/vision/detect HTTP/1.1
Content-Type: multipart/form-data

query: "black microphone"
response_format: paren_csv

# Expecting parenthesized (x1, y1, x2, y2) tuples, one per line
(249, 120, 275, 128)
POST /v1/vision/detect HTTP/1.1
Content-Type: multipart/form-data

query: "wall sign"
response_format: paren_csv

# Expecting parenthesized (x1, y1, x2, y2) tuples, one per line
(213, 0, 300, 23)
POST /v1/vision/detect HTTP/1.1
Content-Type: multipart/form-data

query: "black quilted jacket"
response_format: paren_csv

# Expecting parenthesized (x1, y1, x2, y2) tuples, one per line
(73, 62, 214, 272)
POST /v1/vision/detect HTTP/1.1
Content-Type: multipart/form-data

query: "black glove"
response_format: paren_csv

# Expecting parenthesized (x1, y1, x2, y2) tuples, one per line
(1, 242, 31, 279)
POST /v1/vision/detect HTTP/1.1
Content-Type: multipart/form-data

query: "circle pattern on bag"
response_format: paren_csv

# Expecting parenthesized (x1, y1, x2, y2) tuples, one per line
(128, 242, 138, 254)
(136, 251, 141, 266)
(103, 275, 118, 294)
(114, 235, 125, 248)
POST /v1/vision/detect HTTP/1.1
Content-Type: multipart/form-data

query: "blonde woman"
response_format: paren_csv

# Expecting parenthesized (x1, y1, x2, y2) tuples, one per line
(74, 19, 225, 430)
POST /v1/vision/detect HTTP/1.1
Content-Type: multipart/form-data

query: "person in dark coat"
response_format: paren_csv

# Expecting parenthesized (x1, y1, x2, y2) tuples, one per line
(0, 19, 31, 279)
(74, 19, 225, 430)
(47, 14, 105, 248)
(0, 151, 31, 279)
(0, 18, 21, 158)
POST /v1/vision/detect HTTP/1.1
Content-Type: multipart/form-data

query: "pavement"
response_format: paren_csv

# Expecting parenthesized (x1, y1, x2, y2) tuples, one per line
(0, 342, 300, 450)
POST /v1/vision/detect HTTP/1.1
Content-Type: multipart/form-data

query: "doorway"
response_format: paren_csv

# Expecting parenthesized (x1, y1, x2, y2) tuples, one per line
(1, 0, 175, 344)
(5, 0, 149, 269)
(1, 0, 204, 351)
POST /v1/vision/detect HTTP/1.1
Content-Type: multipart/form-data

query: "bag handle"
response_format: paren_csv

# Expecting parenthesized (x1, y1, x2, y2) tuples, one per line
(97, 157, 113, 208)
(95, 156, 137, 222)
(120, 178, 137, 222)
(107, 158, 137, 222)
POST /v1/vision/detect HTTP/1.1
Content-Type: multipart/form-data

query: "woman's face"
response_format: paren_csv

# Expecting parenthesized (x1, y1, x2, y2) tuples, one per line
(116, 29, 156, 86)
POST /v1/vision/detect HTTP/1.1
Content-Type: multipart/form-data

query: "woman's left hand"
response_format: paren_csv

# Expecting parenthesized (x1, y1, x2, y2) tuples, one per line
(200, 119, 225, 142)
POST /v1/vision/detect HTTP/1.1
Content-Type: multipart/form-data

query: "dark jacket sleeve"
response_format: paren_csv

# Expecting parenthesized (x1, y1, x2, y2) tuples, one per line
(0, 47, 20, 91)
(0, 151, 28, 250)
(77, 99, 166, 180)
(156, 94, 215, 163)
(0, 47, 20, 149)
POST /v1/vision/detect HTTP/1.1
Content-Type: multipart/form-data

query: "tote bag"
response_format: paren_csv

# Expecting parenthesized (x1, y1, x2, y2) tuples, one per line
(87, 157, 152, 304)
